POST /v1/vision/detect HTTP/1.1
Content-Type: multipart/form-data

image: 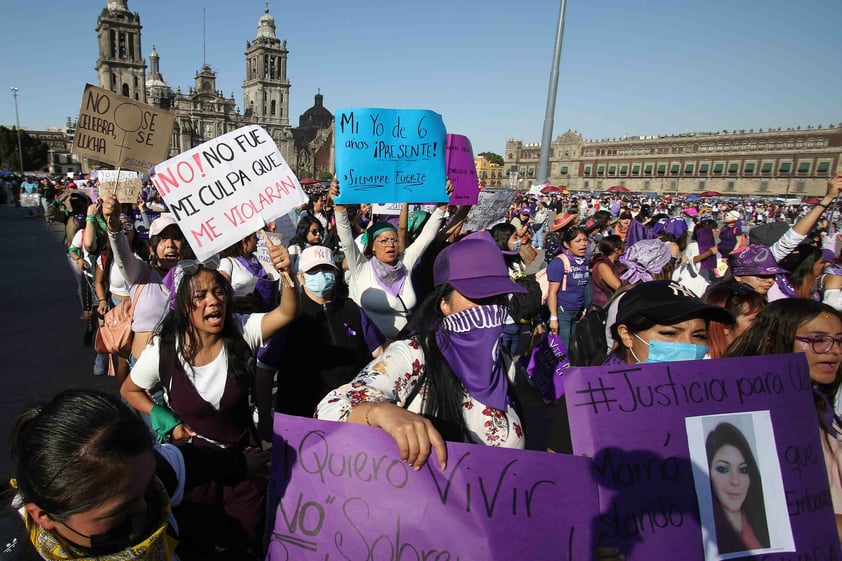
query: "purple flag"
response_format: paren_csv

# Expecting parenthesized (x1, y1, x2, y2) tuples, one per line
(563, 354, 840, 561)
(268, 414, 597, 561)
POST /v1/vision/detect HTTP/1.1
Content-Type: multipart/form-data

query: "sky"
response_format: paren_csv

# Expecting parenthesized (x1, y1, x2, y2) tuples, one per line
(1, 0, 841, 156)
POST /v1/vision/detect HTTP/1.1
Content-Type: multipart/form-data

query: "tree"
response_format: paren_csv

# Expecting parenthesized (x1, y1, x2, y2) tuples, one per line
(0, 126, 48, 171)
(478, 151, 504, 166)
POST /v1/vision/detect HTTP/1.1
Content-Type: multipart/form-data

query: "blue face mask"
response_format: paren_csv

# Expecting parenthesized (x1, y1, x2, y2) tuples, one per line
(304, 270, 335, 297)
(511, 240, 522, 252)
(633, 333, 708, 363)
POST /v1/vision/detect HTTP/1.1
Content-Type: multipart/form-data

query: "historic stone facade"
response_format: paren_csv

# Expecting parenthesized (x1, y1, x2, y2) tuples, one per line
(506, 125, 842, 196)
(92, 0, 328, 172)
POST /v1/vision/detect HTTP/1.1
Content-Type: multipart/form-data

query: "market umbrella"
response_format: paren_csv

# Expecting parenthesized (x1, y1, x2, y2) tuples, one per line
(298, 177, 318, 185)
(802, 197, 821, 204)
(699, 191, 722, 197)
(605, 185, 630, 193)
(541, 185, 563, 194)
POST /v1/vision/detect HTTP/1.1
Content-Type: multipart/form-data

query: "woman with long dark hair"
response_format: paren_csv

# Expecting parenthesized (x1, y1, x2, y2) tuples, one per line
(767, 243, 824, 301)
(317, 232, 527, 470)
(287, 214, 325, 272)
(726, 299, 842, 541)
(705, 422, 770, 553)
(120, 243, 297, 559)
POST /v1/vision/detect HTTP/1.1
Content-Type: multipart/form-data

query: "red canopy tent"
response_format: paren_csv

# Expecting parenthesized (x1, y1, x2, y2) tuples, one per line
(541, 185, 563, 194)
(699, 190, 722, 197)
(605, 185, 630, 193)
(299, 177, 318, 185)
(802, 197, 821, 204)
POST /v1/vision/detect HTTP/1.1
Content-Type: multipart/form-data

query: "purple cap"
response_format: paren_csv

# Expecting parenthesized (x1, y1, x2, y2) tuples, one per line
(728, 245, 787, 276)
(519, 206, 532, 216)
(433, 232, 527, 299)
(822, 248, 837, 264)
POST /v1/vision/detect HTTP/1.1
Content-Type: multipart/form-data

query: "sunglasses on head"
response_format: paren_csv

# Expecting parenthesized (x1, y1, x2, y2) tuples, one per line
(177, 255, 221, 276)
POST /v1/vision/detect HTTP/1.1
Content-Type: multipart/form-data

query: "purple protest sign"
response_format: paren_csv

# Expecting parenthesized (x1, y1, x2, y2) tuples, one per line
(563, 354, 841, 561)
(445, 134, 479, 205)
(268, 414, 597, 561)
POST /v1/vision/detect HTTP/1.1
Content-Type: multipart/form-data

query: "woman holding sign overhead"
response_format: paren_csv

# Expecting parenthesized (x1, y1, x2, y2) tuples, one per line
(330, 178, 449, 338)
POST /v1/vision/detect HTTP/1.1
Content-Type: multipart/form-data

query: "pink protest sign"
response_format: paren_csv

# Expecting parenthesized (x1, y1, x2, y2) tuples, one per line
(445, 133, 479, 205)
(268, 414, 598, 561)
(563, 354, 840, 561)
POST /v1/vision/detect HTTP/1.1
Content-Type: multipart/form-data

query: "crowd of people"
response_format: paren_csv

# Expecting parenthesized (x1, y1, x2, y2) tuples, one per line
(3, 170, 842, 559)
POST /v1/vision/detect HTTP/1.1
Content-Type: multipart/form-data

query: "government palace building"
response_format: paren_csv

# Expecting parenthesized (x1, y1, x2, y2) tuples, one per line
(505, 124, 842, 196)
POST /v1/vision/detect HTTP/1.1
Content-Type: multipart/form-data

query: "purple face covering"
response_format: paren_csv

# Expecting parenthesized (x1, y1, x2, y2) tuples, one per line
(436, 304, 509, 412)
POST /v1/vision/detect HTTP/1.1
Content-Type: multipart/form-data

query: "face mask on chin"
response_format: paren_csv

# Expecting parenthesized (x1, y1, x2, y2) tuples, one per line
(632, 333, 708, 363)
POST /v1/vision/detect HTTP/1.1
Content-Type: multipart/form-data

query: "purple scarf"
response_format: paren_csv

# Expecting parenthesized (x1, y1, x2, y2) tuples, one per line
(436, 304, 509, 412)
(695, 227, 717, 271)
(624, 219, 655, 248)
(370, 257, 408, 297)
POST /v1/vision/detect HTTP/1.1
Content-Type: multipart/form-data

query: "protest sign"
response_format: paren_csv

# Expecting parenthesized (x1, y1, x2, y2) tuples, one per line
(149, 125, 308, 262)
(97, 170, 142, 203)
(334, 108, 447, 204)
(464, 189, 518, 232)
(255, 231, 283, 281)
(71, 84, 175, 172)
(445, 134, 479, 205)
(562, 354, 840, 561)
(371, 203, 437, 216)
(268, 414, 597, 561)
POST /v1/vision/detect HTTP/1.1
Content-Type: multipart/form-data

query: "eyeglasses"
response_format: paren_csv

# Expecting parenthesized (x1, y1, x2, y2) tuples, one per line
(795, 335, 842, 354)
(308, 229, 322, 236)
(121, 222, 134, 231)
(375, 238, 399, 246)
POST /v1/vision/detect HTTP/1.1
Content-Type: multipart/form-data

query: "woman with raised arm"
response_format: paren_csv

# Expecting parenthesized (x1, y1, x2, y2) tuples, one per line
(119, 241, 297, 559)
(330, 178, 449, 338)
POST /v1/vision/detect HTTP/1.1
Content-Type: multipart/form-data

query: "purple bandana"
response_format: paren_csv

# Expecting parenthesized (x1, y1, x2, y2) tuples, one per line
(436, 304, 509, 412)
(370, 257, 408, 297)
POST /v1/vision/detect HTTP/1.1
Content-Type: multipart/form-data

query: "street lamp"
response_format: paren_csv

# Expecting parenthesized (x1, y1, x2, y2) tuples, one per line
(10, 87, 24, 174)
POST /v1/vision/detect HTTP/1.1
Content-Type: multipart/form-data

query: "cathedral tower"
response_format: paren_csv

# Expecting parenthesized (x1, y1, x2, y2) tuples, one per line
(242, 2, 290, 127)
(95, 0, 147, 102)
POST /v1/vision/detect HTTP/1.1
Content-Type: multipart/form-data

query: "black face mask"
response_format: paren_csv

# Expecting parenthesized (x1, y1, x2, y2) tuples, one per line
(59, 486, 161, 556)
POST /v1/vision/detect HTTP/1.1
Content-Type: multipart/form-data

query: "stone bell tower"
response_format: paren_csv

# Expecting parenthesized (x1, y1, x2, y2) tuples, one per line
(95, 0, 147, 102)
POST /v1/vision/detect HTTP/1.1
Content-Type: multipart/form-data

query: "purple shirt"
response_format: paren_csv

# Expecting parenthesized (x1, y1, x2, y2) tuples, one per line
(547, 251, 590, 312)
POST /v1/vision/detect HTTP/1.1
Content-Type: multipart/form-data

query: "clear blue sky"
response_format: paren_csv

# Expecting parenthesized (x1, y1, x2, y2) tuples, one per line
(1, 0, 840, 156)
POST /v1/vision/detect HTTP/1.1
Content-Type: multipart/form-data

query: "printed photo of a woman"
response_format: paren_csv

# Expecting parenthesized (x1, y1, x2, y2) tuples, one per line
(705, 422, 771, 554)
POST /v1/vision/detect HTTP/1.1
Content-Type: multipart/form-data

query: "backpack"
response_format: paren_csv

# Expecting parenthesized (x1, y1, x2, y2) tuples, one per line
(508, 274, 543, 324)
(543, 230, 564, 264)
(567, 305, 609, 367)
(94, 267, 152, 359)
